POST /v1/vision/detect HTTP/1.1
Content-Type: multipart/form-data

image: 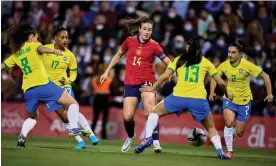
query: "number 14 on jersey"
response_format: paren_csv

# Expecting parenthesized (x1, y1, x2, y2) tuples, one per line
(132, 56, 141, 66)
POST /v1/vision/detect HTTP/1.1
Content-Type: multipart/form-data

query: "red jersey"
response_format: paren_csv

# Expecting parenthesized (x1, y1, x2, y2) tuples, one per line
(121, 35, 166, 85)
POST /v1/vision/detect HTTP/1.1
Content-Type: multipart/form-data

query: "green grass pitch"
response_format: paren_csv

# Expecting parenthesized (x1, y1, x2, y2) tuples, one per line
(2, 135, 276, 166)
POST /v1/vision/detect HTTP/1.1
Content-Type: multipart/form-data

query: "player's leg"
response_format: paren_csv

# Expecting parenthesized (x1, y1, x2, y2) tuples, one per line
(141, 86, 162, 153)
(134, 99, 169, 154)
(65, 87, 99, 145)
(235, 102, 251, 137)
(201, 113, 230, 159)
(188, 99, 229, 159)
(121, 96, 139, 152)
(41, 82, 84, 136)
(55, 109, 86, 149)
(121, 84, 140, 152)
(17, 88, 40, 147)
(222, 99, 237, 156)
(134, 94, 185, 154)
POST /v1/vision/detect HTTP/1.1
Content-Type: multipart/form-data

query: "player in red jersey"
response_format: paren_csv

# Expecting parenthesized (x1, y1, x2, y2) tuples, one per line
(100, 17, 170, 153)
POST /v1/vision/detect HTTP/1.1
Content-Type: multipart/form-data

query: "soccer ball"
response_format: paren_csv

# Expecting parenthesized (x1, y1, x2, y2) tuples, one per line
(188, 128, 207, 147)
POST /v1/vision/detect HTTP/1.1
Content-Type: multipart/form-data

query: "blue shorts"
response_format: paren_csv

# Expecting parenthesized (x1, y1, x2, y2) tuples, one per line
(49, 87, 75, 111)
(24, 82, 64, 112)
(124, 82, 153, 101)
(164, 94, 211, 122)
(222, 98, 251, 122)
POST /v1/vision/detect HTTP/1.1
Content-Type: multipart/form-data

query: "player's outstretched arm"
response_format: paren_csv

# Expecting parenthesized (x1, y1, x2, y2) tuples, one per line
(162, 57, 171, 66)
(37, 46, 62, 55)
(209, 78, 217, 101)
(140, 69, 173, 92)
(213, 75, 232, 100)
(100, 49, 125, 84)
(259, 72, 273, 102)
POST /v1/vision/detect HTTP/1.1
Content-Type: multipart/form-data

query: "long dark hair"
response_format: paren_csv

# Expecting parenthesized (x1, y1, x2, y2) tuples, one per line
(52, 26, 67, 37)
(122, 16, 154, 36)
(230, 39, 258, 57)
(6, 23, 36, 54)
(175, 37, 203, 70)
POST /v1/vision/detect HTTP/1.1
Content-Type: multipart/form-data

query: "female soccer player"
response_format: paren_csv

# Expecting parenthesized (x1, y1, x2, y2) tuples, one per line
(100, 17, 171, 153)
(41, 26, 99, 149)
(1, 23, 86, 147)
(209, 40, 273, 158)
(134, 37, 231, 159)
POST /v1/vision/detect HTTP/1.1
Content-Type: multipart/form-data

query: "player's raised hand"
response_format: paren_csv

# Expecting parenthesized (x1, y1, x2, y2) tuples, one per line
(264, 94, 273, 102)
(139, 85, 155, 93)
(59, 77, 66, 86)
(208, 93, 216, 101)
(100, 72, 108, 84)
(54, 49, 63, 55)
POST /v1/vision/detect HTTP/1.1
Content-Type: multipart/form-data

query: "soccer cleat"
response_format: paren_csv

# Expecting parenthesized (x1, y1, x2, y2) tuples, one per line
(17, 134, 26, 147)
(68, 128, 83, 137)
(153, 141, 162, 153)
(134, 136, 153, 154)
(121, 134, 136, 152)
(217, 148, 231, 160)
(226, 151, 233, 158)
(74, 141, 86, 149)
(80, 129, 91, 136)
(89, 135, 100, 145)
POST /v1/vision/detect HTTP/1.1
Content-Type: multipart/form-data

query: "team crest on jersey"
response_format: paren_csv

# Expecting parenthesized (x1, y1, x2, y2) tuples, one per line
(136, 48, 142, 56)
(239, 68, 243, 73)
(63, 56, 67, 62)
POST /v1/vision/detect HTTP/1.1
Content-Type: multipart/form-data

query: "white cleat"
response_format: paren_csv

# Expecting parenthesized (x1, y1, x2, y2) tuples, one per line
(121, 134, 136, 152)
(153, 140, 162, 153)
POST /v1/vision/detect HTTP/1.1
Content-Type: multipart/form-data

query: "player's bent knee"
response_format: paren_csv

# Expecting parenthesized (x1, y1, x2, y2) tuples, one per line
(236, 131, 244, 137)
(123, 115, 134, 122)
(225, 122, 234, 128)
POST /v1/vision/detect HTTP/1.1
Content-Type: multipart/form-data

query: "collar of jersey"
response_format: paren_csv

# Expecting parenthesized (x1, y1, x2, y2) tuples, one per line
(136, 34, 150, 44)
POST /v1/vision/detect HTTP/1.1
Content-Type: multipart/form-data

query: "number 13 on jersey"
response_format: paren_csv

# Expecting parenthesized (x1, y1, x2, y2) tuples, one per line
(184, 65, 200, 83)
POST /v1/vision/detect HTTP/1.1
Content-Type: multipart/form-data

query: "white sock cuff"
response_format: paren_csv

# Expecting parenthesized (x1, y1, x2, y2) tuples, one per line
(27, 118, 37, 124)
(64, 123, 71, 131)
(148, 113, 159, 120)
(211, 135, 220, 141)
(68, 104, 79, 110)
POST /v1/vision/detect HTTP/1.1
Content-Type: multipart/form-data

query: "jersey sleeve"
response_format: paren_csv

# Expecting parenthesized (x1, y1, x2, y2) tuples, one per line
(246, 61, 263, 78)
(216, 63, 224, 76)
(121, 38, 129, 53)
(3, 55, 16, 69)
(154, 44, 167, 60)
(69, 53, 78, 70)
(167, 56, 180, 72)
(206, 59, 218, 77)
(67, 54, 78, 83)
(31, 42, 43, 53)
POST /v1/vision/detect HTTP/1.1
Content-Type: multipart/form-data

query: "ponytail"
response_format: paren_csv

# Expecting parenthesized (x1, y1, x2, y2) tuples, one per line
(175, 37, 202, 71)
(122, 17, 154, 36)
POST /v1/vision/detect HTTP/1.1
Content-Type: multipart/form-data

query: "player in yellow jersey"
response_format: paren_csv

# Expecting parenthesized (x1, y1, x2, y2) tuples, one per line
(41, 26, 99, 149)
(209, 40, 273, 158)
(1, 24, 88, 147)
(134, 37, 230, 159)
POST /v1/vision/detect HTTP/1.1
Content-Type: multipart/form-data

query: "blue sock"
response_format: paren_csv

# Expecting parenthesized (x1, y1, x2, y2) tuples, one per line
(152, 122, 159, 140)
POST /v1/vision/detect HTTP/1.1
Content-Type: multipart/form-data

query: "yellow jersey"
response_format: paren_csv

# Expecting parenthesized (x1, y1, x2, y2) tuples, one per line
(217, 58, 263, 105)
(168, 56, 218, 99)
(41, 44, 77, 88)
(3, 42, 49, 92)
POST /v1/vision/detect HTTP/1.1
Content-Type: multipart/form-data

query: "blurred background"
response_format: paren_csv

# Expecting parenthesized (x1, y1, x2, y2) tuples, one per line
(1, 1, 276, 116)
